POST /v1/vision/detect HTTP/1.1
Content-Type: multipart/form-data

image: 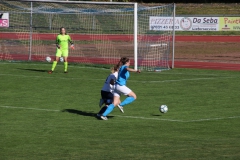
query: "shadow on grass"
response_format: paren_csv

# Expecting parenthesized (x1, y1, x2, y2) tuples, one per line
(62, 109, 114, 119)
(151, 114, 163, 117)
(17, 68, 48, 72)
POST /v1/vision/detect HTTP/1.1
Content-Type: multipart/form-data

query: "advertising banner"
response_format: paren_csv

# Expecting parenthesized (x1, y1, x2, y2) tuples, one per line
(150, 16, 219, 31)
(219, 17, 240, 31)
(0, 13, 9, 27)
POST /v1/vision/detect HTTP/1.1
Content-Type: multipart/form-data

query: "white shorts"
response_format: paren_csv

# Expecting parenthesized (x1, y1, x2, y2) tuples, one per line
(114, 84, 132, 97)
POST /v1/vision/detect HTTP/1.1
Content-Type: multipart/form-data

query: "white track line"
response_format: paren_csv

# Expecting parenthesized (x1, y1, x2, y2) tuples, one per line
(1, 105, 239, 123)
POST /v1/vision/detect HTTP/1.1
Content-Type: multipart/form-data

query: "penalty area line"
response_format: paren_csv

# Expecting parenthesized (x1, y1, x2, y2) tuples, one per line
(112, 115, 184, 122)
(1, 105, 240, 122)
(0, 106, 60, 112)
(0, 105, 183, 122)
(0, 73, 237, 83)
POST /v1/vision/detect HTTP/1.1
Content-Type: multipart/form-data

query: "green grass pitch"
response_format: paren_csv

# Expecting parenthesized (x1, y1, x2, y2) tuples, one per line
(0, 62, 240, 159)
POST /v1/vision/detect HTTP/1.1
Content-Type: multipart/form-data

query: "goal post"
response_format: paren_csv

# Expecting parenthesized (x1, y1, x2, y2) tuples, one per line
(137, 3, 175, 71)
(0, 0, 175, 71)
(134, 2, 138, 70)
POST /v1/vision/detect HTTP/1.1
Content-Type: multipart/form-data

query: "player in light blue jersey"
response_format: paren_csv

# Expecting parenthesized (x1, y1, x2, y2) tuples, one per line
(100, 57, 140, 120)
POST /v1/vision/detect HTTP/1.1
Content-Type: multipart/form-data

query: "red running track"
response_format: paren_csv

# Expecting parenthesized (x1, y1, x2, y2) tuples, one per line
(1, 53, 239, 71)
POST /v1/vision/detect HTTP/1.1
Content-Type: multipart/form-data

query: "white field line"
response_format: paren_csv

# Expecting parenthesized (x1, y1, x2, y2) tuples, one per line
(1, 105, 240, 123)
(130, 77, 235, 83)
(0, 62, 233, 76)
(0, 73, 105, 81)
(0, 62, 109, 70)
(179, 64, 239, 69)
(0, 73, 236, 83)
(1, 106, 60, 112)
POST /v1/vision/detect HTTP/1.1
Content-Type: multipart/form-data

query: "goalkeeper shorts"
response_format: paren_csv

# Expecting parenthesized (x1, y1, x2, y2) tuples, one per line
(56, 48, 68, 57)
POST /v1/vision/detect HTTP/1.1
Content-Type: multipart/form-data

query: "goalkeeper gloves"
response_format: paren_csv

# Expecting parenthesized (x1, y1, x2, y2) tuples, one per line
(56, 44, 60, 49)
(70, 45, 75, 50)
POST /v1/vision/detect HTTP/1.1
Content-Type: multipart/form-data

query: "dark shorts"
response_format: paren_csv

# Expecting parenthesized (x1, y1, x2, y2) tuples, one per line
(101, 90, 113, 105)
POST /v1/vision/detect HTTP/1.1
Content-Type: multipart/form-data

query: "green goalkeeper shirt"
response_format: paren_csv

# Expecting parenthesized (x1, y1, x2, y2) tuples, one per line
(56, 34, 73, 50)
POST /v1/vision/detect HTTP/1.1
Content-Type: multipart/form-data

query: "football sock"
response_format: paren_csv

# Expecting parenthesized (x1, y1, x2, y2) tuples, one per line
(120, 96, 135, 107)
(64, 62, 68, 72)
(102, 104, 115, 117)
(51, 61, 57, 71)
(98, 106, 108, 114)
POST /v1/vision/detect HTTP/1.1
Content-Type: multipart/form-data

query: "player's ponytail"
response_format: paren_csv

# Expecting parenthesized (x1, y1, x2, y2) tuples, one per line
(117, 58, 122, 67)
(111, 65, 119, 73)
(114, 64, 119, 71)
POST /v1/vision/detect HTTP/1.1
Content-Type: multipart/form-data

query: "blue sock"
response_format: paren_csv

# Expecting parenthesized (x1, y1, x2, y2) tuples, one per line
(120, 96, 135, 107)
(102, 104, 115, 117)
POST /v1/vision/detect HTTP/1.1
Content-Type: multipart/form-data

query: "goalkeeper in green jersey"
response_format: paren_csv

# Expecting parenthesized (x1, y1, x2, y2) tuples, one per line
(48, 27, 74, 74)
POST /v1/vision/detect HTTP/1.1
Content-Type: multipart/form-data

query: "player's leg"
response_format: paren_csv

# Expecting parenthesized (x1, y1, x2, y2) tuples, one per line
(62, 50, 69, 73)
(99, 90, 106, 108)
(101, 93, 120, 120)
(49, 49, 61, 74)
(118, 86, 136, 108)
(98, 91, 113, 116)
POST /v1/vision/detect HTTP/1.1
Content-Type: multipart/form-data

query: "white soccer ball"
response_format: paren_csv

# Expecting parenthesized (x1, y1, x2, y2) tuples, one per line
(46, 56, 51, 62)
(60, 57, 64, 62)
(159, 105, 168, 113)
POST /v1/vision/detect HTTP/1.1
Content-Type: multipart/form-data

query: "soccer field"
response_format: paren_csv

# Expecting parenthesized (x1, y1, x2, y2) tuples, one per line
(0, 62, 240, 159)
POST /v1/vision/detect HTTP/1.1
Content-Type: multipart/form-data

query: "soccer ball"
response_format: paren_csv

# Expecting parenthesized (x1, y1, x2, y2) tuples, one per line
(59, 57, 64, 62)
(159, 105, 168, 113)
(46, 56, 51, 62)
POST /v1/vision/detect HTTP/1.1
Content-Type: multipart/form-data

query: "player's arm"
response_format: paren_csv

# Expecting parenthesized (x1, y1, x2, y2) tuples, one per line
(110, 79, 115, 85)
(56, 35, 60, 49)
(68, 35, 74, 49)
(109, 75, 116, 85)
(126, 67, 141, 73)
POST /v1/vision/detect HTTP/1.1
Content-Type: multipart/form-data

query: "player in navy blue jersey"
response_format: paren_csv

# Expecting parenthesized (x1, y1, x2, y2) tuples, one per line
(97, 65, 119, 116)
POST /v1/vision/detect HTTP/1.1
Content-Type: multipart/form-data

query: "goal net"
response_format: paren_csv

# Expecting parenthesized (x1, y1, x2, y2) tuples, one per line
(0, 0, 175, 71)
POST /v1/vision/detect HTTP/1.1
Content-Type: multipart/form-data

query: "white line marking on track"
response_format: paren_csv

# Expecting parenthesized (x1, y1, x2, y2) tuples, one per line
(1, 105, 240, 123)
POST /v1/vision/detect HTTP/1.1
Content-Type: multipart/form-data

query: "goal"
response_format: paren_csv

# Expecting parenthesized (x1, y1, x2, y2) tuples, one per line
(0, 0, 175, 71)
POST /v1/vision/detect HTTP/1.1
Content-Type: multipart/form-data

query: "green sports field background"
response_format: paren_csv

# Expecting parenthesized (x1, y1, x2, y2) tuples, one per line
(0, 62, 239, 159)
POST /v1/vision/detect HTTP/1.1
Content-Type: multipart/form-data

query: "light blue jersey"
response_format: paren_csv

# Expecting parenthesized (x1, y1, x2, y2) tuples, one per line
(116, 65, 130, 86)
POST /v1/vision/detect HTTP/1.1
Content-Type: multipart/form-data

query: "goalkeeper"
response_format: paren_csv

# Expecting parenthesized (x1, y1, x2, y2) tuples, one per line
(48, 27, 74, 74)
